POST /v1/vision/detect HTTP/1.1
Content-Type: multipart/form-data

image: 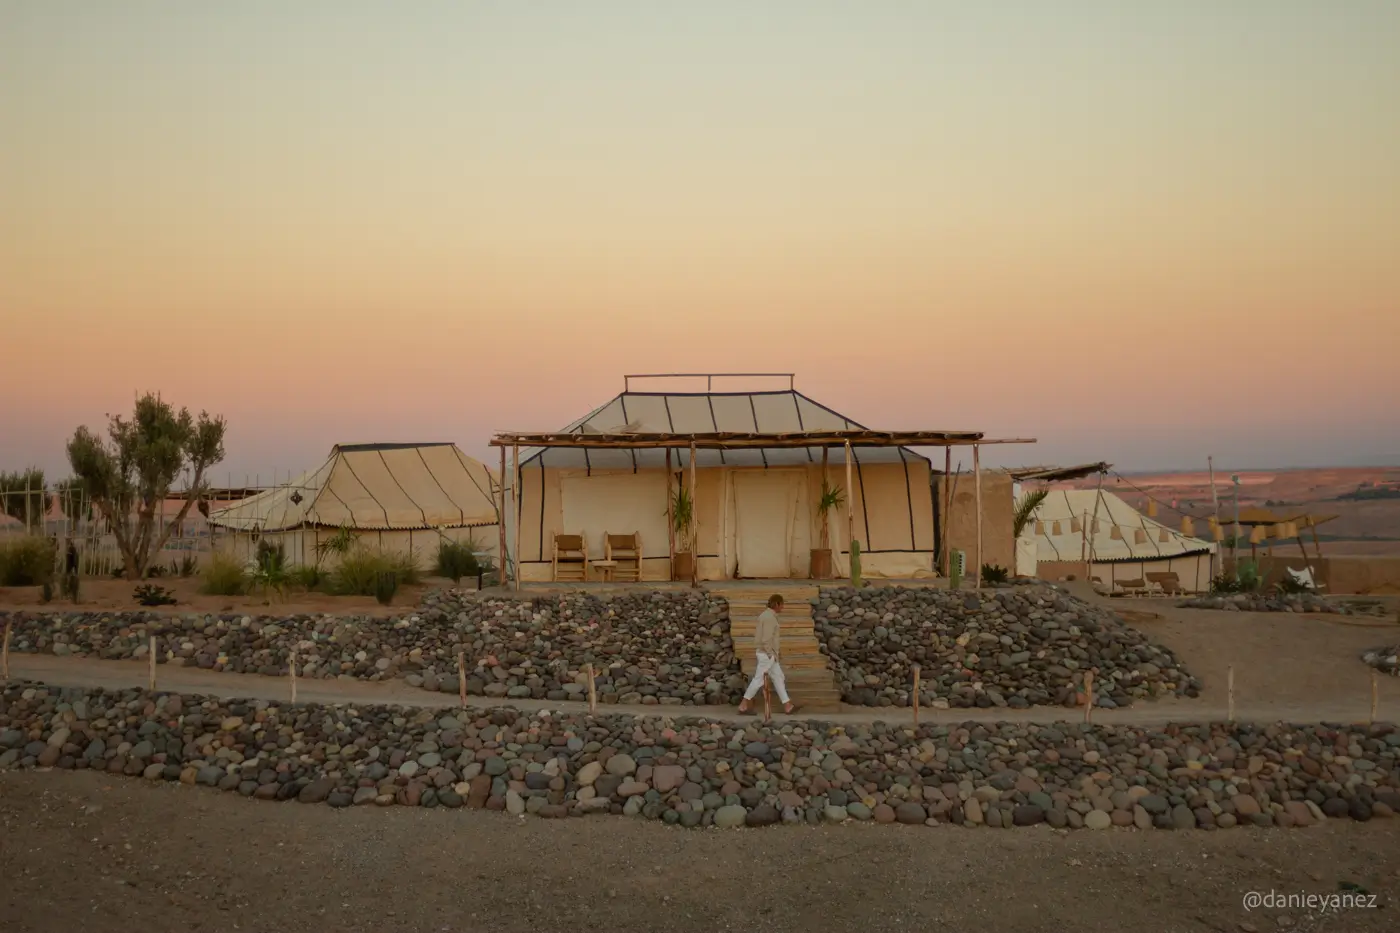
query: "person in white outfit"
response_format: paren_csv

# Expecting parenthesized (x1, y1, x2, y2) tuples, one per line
(737, 594, 796, 714)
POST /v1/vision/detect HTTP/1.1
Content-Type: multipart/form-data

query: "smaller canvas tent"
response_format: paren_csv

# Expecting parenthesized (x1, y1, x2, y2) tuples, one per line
(208, 443, 499, 571)
(1022, 488, 1216, 592)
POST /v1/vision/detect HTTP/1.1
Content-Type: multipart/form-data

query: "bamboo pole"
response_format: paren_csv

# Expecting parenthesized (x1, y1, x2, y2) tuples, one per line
(1088, 472, 1105, 570)
(972, 444, 983, 589)
(688, 441, 698, 587)
(942, 447, 952, 575)
(498, 446, 508, 587)
(458, 652, 467, 707)
(1083, 669, 1094, 724)
(1227, 665, 1235, 723)
(289, 646, 298, 704)
(2, 620, 10, 681)
(1080, 510, 1088, 567)
(512, 443, 520, 591)
(586, 662, 598, 714)
(665, 447, 674, 576)
(148, 635, 157, 691)
(912, 664, 921, 726)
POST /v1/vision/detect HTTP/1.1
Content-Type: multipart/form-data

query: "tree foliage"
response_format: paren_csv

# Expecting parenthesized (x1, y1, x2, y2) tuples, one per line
(66, 393, 226, 580)
(0, 468, 50, 531)
(1012, 489, 1050, 538)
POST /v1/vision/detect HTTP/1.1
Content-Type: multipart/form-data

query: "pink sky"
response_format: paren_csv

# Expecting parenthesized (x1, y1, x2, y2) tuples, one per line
(2, 3, 1397, 478)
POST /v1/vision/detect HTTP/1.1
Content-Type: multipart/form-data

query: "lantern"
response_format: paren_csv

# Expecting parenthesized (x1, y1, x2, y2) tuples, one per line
(1051, 521, 1062, 535)
(1071, 518, 1082, 533)
(1035, 520, 1045, 535)
(1134, 529, 1148, 545)
(1181, 516, 1195, 537)
(1159, 527, 1170, 543)
(1145, 499, 1158, 518)
(1091, 519, 1100, 533)
(1212, 524, 1225, 542)
(1249, 525, 1266, 545)
(1110, 525, 1123, 540)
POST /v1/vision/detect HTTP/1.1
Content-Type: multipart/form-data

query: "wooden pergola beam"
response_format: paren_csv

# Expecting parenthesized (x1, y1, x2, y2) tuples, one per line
(489, 431, 1035, 450)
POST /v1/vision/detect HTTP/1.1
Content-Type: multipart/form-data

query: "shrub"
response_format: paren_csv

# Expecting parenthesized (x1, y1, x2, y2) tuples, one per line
(328, 547, 420, 595)
(0, 536, 56, 587)
(177, 554, 199, 578)
(981, 563, 1010, 585)
(374, 570, 399, 605)
(436, 539, 481, 583)
(133, 583, 177, 606)
(288, 564, 323, 591)
(200, 552, 247, 596)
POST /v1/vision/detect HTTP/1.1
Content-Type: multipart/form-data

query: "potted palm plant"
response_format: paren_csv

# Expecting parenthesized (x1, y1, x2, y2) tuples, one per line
(671, 486, 695, 581)
(811, 480, 844, 579)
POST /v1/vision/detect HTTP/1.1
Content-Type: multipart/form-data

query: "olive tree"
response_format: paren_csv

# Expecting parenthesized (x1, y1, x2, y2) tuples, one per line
(66, 393, 226, 580)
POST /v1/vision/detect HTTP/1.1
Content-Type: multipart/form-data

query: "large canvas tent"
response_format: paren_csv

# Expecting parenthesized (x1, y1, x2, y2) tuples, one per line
(502, 385, 961, 582)
(208, 443, 499, 570)
(1021, 488, 1216, 592)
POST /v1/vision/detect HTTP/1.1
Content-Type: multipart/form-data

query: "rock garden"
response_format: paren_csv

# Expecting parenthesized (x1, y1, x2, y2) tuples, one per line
(814, 585, 1198, 709)
(2, 584, 1200, 711)
(3, 680, 1397, 830)
(1178, 592, 1388, 615)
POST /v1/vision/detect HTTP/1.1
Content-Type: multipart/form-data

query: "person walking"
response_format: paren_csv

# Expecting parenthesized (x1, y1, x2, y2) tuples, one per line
(737, 594, 796, 714)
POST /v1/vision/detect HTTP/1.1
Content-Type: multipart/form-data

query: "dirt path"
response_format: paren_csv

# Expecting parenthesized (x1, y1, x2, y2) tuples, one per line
(8, 650, 1396, 725)
(1, 771, 1397, 933)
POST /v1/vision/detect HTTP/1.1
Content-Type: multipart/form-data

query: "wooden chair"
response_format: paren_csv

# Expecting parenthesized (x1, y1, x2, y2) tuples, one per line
(605, 532, 642, 583)
(1145, 571, 1183, 596)
(552, 534, 588, 582)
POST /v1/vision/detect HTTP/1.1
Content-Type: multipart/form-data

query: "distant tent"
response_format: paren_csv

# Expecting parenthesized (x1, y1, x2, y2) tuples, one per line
(1021, 489, 1215, 592)
(208, 443, 499, 570)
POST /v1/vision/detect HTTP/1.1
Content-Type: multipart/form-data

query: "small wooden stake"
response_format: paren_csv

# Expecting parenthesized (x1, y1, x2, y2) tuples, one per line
(458, 652, 467, 707)
(2, 620, 11, 682)
(289, 646, 298, 704)
(586, 662, 597, 715)
(1083, 669, 1094, 724)
(148, 635, 156, 690)
(1227, 665, 1235, 723)
(761, 673, 771, 724)
(912, 664, 921, 726)
(1372, 670, 1379, 726)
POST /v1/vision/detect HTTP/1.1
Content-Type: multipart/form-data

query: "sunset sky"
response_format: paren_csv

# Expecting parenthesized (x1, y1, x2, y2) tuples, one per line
(3, 1, 1397, 481)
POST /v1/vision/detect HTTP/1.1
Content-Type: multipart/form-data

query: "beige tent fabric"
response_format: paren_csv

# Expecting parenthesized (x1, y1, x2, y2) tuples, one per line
(1026, 489, 1214, 562)
(209, 443, 498, 531)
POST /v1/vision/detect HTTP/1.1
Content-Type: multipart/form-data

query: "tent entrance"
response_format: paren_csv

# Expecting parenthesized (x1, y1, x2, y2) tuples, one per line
(732, 469, 805, 578)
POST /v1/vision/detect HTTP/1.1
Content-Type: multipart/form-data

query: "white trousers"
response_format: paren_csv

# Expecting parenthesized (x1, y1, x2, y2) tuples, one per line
(743, 651, 790, 703)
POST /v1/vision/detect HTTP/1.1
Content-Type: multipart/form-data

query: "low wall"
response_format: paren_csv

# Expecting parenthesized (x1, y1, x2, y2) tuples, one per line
(3, 682, 1397, 829)
(1224, 556, 1400, 594)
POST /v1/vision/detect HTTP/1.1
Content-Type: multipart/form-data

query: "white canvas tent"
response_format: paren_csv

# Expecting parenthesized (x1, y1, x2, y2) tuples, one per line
(1021, 488, 1216, 592)
(505, 387, 941, 581)
(208, 443, 499, 571)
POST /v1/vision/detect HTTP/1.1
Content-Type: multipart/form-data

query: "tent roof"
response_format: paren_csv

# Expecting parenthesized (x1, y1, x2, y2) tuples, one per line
(208, 443, 499, 532)
(511, 390, 1020, 470)
(1008, 462, 1111, 483)
(1026, 489, 1215, 563)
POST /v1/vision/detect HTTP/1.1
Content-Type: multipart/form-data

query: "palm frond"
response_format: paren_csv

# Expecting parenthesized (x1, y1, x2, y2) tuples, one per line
(1012, 489, 1050, 537)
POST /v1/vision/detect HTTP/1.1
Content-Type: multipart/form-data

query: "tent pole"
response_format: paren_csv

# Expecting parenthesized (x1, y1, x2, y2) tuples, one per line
(688, 441, 698, 587)
(1207, 456, 1221, 580)
(820, 445, 830, 573)
(666, 447, 674, 579)
(973, 444, 982, 590)
(498, 446, 507, 588)
(1088, 471, 1104, 572)
(942, 446, 952, 575)
(512, 443, 520, 591)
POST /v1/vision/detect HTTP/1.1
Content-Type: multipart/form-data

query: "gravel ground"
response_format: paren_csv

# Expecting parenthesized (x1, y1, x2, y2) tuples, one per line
(2, 771, 1398, 933)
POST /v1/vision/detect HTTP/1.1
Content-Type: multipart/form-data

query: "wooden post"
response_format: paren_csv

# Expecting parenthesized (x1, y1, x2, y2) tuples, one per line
(912, 664, 921, 726)
(1079, 510, 1088, 567)
(1083, 669, 1094, 724)
(665, 447, 674, 576)
(148, 635, 157, 691)
(761, 673, 771, 724)
(512, 443, 521, 591)
(458, 652, 467, 707)
(2, 620, 10, 681)
(1208, 456, 1221, 579)
(1372, 670, 1379, 726)
(820, 445, 830, 578)
(1227, 665, 1235, 723)
(289, 645, 298, 704)
(688, 441, 698, 587)
(498, 446, 508, 588)
(843, 441, 854, 544)
(942, 447, 952, 575)
(972, 444, 983, 589)
(586, 662, 598, 714)
(1088, 472, 1105, 570)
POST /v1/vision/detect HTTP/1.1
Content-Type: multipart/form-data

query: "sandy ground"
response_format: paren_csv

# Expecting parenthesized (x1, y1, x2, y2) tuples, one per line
(1, 771, 1397, 933)
(0, 576, 451, 616)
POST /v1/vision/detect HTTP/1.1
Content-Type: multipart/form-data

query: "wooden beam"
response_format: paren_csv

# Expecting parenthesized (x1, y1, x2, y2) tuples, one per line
(844, 441, 855, 555)
(512, 443, 520, 591)
(688, 441, 698, 586)
(489, 431, 1035, 450)
(942, 446, 952, 576)
(665, 447, 674, 577)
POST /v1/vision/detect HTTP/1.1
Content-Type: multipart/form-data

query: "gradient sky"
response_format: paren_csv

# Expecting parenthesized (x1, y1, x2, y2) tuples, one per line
(3, 1, 1397, 482)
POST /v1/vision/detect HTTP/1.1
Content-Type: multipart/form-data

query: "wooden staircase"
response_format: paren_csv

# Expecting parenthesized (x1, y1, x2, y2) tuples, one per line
(710, 584, 843, 714)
